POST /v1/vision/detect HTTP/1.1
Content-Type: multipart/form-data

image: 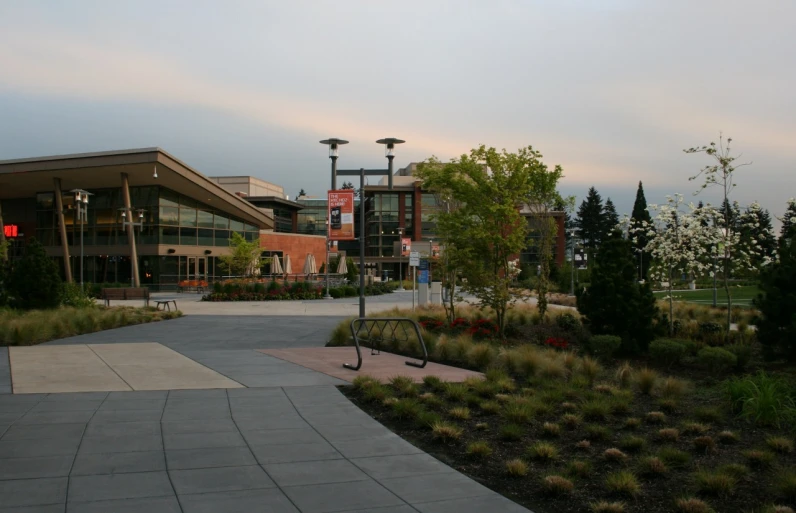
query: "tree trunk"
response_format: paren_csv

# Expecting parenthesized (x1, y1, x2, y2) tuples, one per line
(668, 265, 674, 336)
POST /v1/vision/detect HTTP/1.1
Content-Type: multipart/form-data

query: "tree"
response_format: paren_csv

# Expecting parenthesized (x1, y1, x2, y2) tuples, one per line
(603, 198, 620, 234)
(740, 202, 777, 271)
(755, 221, 796, 362)
(7, 238, 62, 310)
(630, 181, 653, 280)
(575, 186, 605, 264)
(523, 157, 570, 318)
(576, 229, 657, 353)
(297, 188, 306, 199)
(632, 195, 717, 335)
(780, 198, 796, 241)
(417, 145, 538, 338)
(686, 134, 763, 332)
(218, 232, 261, 278)
(340, 182, 355, 190)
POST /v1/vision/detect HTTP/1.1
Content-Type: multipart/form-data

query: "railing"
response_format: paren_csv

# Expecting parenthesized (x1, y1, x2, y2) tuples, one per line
(344, 318, 428, 371)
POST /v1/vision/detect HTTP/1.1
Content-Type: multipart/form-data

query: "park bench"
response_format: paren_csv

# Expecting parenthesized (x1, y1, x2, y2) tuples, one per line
(177, 280, 208, 293)
(101, 287, 150, 307)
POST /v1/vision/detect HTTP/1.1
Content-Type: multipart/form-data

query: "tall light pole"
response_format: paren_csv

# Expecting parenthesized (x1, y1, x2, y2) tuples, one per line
(71, 189, 92, 291)
(320, 137, 405, 319)
(119, 208, 145, 287)
(324, 218, 332, 299)
(394, 226, 405, 291)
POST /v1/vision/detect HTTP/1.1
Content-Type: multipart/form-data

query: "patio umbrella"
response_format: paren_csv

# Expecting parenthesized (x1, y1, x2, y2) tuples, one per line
(271, 254, 283, 275)
(336, 255, 348, 274)
(284, 254, 292, 276)
(303, 253, 317, 275)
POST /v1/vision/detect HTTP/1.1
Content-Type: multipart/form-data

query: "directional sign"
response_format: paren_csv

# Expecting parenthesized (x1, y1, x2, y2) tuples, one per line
(417, 270, 429, 284)
(409, 251, 420, 267)
(419, 259, 429, 271)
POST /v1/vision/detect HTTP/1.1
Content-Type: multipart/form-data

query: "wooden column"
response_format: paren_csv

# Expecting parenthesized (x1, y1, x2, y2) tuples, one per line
(121, 173, 140, 287)
(53, 178, 74, 282)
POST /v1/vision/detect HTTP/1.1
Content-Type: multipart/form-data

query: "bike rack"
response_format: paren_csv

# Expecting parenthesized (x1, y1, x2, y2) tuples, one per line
(344, 318, 428, 371)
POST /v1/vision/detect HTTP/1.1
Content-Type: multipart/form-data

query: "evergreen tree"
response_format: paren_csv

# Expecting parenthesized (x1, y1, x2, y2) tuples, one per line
(7, 238, 62, 310)
(630, 181, 653, 279)
(576, 229, 657, 353)
(603, 198, 620, 234)
(755, 227, 796, 361)
(740, 203, 776, 269)
(575, 186, 605, 264)
(341, 182, 355, 190)
(781, 199, 796, 240)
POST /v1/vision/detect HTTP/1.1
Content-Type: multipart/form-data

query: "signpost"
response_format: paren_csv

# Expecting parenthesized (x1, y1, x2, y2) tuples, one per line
(409, 251, 419, 310)
(327, 190, 355, 241)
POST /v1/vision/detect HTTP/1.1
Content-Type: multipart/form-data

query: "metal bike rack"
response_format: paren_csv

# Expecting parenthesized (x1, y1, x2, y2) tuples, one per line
(344, 318, 428, 371)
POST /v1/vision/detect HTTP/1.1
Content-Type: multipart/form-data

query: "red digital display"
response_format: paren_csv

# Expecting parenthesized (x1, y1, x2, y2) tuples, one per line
(3, 225, 18, 238)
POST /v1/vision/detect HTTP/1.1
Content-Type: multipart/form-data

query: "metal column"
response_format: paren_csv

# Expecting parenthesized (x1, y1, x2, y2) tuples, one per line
(121, 173, 140, 287)
(53, 178, 73, 282)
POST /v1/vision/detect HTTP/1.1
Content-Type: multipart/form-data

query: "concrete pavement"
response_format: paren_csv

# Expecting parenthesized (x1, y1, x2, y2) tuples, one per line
(0, 290, 532, 512)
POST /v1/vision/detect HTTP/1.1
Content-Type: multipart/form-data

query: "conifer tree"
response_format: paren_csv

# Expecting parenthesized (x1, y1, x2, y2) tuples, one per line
(630, 182, 654, 280)
(603, 198, 620, 234)
(781, 199, 796, 241)
(575, 186, 605, 265)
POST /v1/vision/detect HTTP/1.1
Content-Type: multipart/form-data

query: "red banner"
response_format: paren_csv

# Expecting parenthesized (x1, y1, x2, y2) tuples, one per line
(3, 225, 18, 238)
(328, 190, 355, 241)
(401, 238, 411, 257)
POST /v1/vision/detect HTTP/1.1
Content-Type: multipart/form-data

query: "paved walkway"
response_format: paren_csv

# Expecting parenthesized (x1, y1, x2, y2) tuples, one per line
(0, 293, 532, 512)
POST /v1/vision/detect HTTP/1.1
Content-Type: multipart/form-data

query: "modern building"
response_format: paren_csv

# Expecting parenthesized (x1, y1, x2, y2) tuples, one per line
(0, 148, 326, 290)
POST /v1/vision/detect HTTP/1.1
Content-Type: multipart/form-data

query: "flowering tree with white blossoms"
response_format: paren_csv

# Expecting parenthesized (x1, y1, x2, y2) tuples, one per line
(630, 195, 718, 335)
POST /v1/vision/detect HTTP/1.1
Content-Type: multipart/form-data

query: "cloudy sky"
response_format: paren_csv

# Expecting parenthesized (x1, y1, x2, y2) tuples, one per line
(1, 1, 794, 222)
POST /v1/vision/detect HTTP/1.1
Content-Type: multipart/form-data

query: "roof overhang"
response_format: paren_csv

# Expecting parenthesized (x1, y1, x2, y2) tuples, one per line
(0, 148, 273, 229)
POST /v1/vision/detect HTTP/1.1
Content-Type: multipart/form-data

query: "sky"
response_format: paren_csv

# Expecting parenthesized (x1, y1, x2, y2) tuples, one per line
(0, 0, 794, 225)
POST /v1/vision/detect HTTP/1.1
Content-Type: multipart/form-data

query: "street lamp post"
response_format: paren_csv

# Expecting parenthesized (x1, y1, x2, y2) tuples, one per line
(324, 218, 332, 299)
(395, 226, 405, 291)
(119, 208, 145, 287)
(320, 137, 405, 319)
(70, 189, 92, 291)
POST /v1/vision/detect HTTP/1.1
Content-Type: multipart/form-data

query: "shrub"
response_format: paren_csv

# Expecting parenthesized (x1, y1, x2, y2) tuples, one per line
(675, 498, 714, 513)
(717, 430, 739, 444)
(649, 339, 687, 368)
(419, 393, 444, 409)
(761, 506, 795, 513)
(694, 407, 724, 423)
(502, 401, 535, 424)
(505, 459, 529, 477)
(638, 456, 667, 476)
(415, 410, 442, 429)
(475, 422, 489, 431)
(619, 436, 646, 453)
(717, 463, 748, 479)
(726, 342, 753, 371)
(467, 343, 497, 370)
(500, 423, 524, 441)
(635, 367, 658, 395)
(576, 440, 592, 450)
(766, 436, 794, 454)
(581, 397, 611, 421)
(755, 232, 796, 361)
(391, 398, 423, 420)
(443, 383, 469, 402)
(528, 441, 559, 462)
(466, 441, 492, 459)
(578, 356, 602, 385)
(603, 448, 629, 462)
(566, 459, 592, 478)
(479, 400, 501, 415)
(693, 469, 736, 496)
(7, 238, 62, 310)
(542, 422, 561, 437)
(615, 362, 633, 389)
(658, 398, 679, 413)
(431, 421, 463, 441)
(389, 375, 414, 390)
(658, 428, 680, 442)
(542, 475, 574, 495)
(362, 383, 392, 403)
(743, 449, 775, 468)
(776, 469, 796, 500)
(726, 372, 796, 428)
(696, 347, 737, 373)
(590, 501, 626, 513)
(448, 407, 471, 421)
(589, 335, 622, 359)
(657, 447, 691, 467)
(623, 417, 641, 430)
(562, 413, 582, 429)
(646, 411, 666, 424)
(605, 471, 640, 497)
(585, 424, 611, 441)
(422, 375, 444, 390)
(682, 422, 711, 435)
(660, 377, 689, 399)
(693, 436, 716, 454)
(352, 375, 379, 391)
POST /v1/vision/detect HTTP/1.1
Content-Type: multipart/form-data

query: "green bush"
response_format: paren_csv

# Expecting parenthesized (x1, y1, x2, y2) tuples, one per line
(755, 232, 796, 361)
(7, 238, 63, 310)
(555, 312, 581, 332)
(726, 343, 753, 371)
(588, 335, 622, 359)
(649, 339, 687, 368)
(696, 347, 737, 373)
(726, 371, 796, 427)
(59, 282, 96, 308)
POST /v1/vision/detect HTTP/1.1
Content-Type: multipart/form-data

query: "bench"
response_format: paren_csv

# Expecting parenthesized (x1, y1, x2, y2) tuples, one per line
(155, 299, 178, 311)
(101, 287, 150, 307)
(177, 280, 208, 293)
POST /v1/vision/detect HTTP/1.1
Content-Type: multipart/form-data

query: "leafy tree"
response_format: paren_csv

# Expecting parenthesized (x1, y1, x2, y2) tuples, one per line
(575, 186, 605, 264)
(630, 181, 653, 280)
(740, 202, 777, 271)
(7, 238, 62, 310)
(755, 225, 796, 361)
(345, 257, 358, 283)
(576, 229, 657, 353)
(340, 182, 355, 190)
(686, 134, 758, 331)
(218, 232, 261, 278)
(523, 157, 570, 318)
(417, 145, 538, 337)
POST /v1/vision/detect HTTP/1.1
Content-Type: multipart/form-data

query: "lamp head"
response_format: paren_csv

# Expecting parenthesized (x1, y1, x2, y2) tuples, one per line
(319, 138, 349, 158)
(376, 138, 405, 157)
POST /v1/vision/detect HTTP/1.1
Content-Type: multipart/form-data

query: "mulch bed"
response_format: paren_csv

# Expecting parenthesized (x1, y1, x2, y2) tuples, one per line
(341, 380, 796, 513)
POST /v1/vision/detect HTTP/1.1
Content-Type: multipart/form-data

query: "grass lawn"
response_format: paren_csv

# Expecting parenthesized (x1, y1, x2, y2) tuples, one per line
(653, 285, 760, 307)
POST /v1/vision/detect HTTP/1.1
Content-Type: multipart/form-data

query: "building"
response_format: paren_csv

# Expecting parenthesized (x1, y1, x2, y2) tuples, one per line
(0, 148, 326, 290)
